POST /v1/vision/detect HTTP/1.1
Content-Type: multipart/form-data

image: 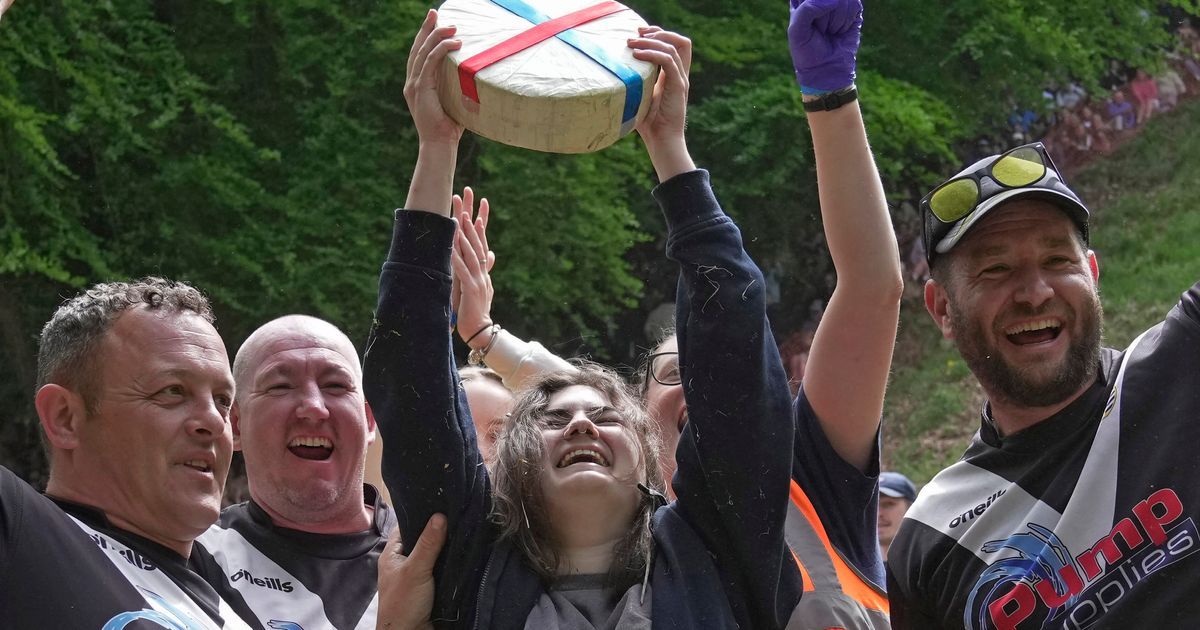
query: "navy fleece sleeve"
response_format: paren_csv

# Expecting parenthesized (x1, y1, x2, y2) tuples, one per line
(653, 169, 802, 628)
(363, 209, 491, 628)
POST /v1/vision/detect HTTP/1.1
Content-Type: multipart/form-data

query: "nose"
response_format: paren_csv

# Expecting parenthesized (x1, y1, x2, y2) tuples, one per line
(563, 413, 599, 438)
(1012, 265, 1054, 309)
(295, 382, 331, 421)
(188, 395, 228, 440)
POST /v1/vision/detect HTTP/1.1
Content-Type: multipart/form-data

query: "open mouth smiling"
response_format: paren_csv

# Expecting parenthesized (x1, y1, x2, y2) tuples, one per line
(288, 436, 333, 461)
(557, 449, 610, 468)
(182, 459, 212, 473)
(1003, 318, 1063, 346)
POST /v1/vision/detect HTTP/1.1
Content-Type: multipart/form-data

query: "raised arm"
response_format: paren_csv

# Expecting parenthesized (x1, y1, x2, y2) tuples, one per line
(788, 0, 901, 473)
(363, 10, 490, 625)
(632, 29, 801, 629)
(450, 190, 575, 390)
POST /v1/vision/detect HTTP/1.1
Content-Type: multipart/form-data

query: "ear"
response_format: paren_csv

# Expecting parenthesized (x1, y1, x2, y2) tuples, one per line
(230, 402, 244, 452)
(924, 279, 956, 340)
(34, 384, 87, 450)
(364, 401, 377, 443)
(1087, 249, 1100, 284)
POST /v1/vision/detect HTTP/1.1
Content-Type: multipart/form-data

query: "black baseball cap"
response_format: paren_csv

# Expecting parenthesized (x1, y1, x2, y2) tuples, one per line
(921, 143, 1091, 264)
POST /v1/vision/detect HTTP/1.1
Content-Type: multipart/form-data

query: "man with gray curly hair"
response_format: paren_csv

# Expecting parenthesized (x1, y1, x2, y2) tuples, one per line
(1, 277, 251, 629)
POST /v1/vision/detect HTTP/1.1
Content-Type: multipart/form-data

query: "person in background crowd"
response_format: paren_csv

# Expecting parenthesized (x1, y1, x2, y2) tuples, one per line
(876, 471, 917, 559)
(1130, 69, 1159, 124)
(1054, 82, 1087, 110)
(887, 140, 1200, 628)
(457, 366, 515, 461)
(1078, 105, 1112, 153)
(1156, 66, 1187, 110)
(1106, 89, 1136, 130)
(192, 315, 396, 630)
(2, 277, 250, 629)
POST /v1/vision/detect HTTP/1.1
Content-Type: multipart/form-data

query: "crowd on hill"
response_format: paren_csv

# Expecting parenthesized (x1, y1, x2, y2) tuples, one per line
(997, 23, 1200, 175)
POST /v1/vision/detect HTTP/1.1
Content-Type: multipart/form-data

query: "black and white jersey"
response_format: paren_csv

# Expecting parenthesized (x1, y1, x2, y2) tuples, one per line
(0, 466, 250, 629)
(887, 282, 1200, 629)
(192, 485, 396, 630)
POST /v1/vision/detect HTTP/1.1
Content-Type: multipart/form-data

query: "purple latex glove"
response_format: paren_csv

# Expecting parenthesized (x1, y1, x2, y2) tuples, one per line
(788, 0, 863, 93)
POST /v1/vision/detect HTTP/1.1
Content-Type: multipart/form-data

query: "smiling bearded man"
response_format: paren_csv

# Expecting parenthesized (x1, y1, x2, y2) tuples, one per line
(886, 143, 1200, 630)
(192, 315, 396, 630)
(943, 215, 1105, 409)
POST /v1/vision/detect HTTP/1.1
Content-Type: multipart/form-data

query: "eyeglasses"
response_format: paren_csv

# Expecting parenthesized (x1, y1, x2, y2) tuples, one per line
(644, 351, 680, 388)
(922, 143, 1053, 224)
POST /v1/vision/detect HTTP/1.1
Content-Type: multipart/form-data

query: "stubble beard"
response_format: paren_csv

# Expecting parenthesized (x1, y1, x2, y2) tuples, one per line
(273, 470, 363, 524)
(950, 291, 1104, 409)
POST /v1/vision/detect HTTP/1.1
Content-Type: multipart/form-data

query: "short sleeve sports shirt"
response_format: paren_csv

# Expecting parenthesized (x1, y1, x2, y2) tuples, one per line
(888, 282, 1200, 629)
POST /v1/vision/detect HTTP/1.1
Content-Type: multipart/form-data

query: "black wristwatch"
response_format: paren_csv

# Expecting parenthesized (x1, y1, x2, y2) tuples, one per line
(802, 85, 858, 113)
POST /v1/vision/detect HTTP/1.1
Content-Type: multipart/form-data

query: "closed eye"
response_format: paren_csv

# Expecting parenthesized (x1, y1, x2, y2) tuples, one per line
(543, 410, 573, 428)
(590, 411, 623, 425)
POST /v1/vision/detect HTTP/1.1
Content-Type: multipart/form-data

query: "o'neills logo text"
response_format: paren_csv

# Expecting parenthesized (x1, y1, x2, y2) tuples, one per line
(88, 532, 157, 572)
(966, 488, 1198, 630)
(231, 568, 294, 593)
(950, 489, 1007, 529)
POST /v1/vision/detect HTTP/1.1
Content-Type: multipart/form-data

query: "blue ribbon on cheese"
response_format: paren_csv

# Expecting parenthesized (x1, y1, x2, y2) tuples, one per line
(488, 0, 643, 133)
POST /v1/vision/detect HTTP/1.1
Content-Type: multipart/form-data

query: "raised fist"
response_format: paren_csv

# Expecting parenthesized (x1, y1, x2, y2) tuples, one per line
(787, 0, 863, 93)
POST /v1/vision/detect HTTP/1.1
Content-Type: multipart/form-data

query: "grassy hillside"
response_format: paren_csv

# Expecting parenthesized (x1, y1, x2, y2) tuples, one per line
(882, 98, 1200, 483)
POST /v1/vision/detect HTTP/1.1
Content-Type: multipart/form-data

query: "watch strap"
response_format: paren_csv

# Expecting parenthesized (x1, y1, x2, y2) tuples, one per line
(802, 85, 858, 113)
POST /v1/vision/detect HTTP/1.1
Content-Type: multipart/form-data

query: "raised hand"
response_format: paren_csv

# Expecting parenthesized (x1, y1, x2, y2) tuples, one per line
(628, 27, 696, 181)
(787, 0, 862, 92)
(404, 9, 465, 147)
(450, 187, 496, 348)
(403, 10, 465, 215)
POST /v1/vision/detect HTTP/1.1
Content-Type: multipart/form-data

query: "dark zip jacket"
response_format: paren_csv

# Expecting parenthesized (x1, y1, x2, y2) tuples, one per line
(363, 169, 800, 629)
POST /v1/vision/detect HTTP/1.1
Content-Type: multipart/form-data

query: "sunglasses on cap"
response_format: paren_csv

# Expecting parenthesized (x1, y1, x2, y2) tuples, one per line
(920, 142, 1089, 263)
(922, 143, 1054, 224)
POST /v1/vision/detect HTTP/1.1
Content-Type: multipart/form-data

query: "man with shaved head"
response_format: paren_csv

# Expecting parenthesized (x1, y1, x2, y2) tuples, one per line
(192, 315, 396, 630)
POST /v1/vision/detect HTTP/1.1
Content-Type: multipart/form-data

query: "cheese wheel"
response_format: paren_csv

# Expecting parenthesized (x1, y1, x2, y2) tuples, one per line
(437, 0, 658, 154)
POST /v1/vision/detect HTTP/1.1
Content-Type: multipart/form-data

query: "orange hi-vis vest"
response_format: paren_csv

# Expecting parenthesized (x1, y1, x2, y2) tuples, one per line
(785, 480, 891, 629)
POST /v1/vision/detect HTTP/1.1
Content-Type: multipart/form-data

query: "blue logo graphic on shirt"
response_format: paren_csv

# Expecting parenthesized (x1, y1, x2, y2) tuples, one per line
(102, 588, 208, 630)
(964, 523, 1075, 629)
(267, 621, 304, 630)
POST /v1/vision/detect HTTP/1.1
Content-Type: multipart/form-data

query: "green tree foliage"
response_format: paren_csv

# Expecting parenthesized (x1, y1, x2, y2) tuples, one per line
(863, 0, 1198, 123)
(1, 0, 1194, 480)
